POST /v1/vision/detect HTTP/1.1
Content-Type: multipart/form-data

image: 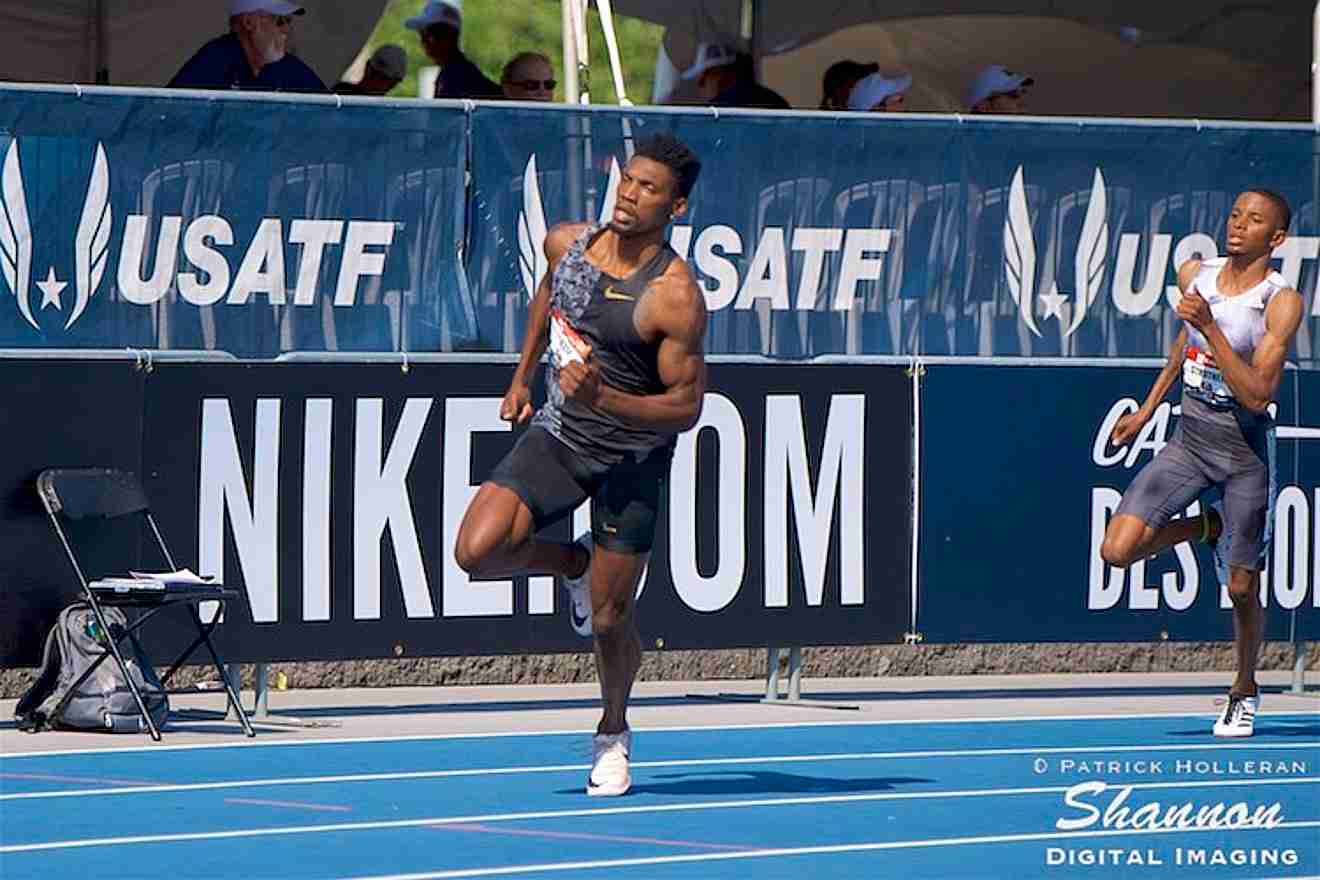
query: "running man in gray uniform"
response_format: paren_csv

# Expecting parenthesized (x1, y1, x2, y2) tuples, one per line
(454, 133, 706, 795)
(1100, 189, 1302, 738)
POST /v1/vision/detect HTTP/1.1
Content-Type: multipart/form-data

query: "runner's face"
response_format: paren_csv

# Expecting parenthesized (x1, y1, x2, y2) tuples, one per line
(610, 157, 685, 237)
(1225, 192, 1285, 258)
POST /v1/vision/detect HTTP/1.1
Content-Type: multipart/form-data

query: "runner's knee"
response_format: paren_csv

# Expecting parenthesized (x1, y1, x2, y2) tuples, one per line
(453, 520, 527, 575)
(590, 592, 633, 637)
(1226, 570, 1257, 605)
(1100, 532, 1134, 567)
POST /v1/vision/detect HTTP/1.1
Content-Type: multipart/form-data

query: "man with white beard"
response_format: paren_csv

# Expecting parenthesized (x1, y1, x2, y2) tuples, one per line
(170, 0, 326, 93)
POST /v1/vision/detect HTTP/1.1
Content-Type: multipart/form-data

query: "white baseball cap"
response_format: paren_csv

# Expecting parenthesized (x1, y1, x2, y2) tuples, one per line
(682, 43, 739, 80)
(846, 71, 912, 111)
(966, 65, 1034, 108)
(229, 0, 305, 15)
(406, 0, 462, 31)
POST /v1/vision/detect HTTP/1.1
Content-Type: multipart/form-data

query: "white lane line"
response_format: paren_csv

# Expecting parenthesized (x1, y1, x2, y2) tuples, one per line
(3, 740, 1317, 802)
(334, 821, 1320, 880)
(3, 776, 1316, 854)
(223, 797, 353, 813)
(4, 710, 1313, 760)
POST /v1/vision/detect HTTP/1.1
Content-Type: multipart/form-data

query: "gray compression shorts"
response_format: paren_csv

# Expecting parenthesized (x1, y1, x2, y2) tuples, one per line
(1115, 395, 1276, 572)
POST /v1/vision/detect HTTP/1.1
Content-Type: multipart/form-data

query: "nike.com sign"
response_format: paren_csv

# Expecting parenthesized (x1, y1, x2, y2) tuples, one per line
(0, 141, 396, 333)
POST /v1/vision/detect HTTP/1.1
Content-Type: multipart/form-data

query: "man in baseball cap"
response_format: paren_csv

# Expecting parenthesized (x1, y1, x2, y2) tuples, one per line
(683, 42, 789, 110)
(966, 64, 1033, 114)
(169, 0, 325, 92)
(334, 44, 408, 96)
(847, 71, 912, 112)
(820, 59, 878, 110)
(406, 0, 501, 99)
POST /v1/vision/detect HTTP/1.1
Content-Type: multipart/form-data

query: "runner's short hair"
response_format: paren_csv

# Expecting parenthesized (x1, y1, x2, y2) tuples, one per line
(1245, 188, 1292, 231)
(633, 132, 701, 198)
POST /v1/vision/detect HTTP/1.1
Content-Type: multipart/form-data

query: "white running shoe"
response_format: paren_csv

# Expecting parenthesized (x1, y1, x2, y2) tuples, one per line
(1212, 693, 1259, 737)
(562, 533, 593, 637)
(588, 729, 631, 797)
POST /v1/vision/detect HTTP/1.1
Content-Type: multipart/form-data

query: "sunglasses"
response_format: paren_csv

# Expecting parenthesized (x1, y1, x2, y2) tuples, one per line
(509, 79, 557, 91)
(261, 13, 293, 27)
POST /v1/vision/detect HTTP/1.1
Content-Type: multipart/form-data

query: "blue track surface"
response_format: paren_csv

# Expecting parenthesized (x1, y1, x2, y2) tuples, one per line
(2, 713, 1318, 879)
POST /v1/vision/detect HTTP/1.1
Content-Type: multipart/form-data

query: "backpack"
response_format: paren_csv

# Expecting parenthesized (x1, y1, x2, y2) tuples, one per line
(14, 603, 169, 733)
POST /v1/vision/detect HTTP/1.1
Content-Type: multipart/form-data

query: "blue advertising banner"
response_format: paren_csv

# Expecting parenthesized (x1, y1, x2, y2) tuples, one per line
(0, 86, 475, 357)
(0, 89, 1314, 361)
(467, 105, 1319, 359)
(918, 362, 1318, 643)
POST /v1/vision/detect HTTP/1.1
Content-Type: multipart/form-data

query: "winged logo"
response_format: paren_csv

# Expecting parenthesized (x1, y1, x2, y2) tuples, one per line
(0, 140, 36, 329)
(68, 142, 112, 330)
(1065, 168, 1108, 338)
(516, 153, 622, 301)
(1003, 165, 1040, 336)
(1004, 165, 1110, 338)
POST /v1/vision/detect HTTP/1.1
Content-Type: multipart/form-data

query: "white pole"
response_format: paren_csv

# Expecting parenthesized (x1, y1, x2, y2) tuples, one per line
(1313, 1, 1319, 122)
(595, 0, 631, 106)
(567, 0, 590, 104)
(561, 0, 578, 105)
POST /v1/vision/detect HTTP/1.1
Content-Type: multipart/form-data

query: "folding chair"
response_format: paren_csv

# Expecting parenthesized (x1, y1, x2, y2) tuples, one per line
(36, 468, 255, 740)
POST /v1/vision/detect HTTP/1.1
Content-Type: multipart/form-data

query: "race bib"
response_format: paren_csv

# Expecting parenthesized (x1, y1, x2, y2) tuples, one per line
(1183, 345, 1234, 405)
(549, 309, 591, 368)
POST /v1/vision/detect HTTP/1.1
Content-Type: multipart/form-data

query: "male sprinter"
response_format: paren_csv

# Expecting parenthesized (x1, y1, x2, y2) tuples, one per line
(1100, 189, 1302, 737)
(454, 133, 706, 794)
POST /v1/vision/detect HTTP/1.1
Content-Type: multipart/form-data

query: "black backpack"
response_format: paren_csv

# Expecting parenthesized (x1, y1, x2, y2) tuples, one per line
(15, 603, 169, 733)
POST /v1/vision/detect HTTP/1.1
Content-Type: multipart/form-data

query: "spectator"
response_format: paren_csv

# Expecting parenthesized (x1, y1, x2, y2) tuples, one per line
(501, 51, 556, 102)
(333, 44, 407, 96)
(820, 59, 878, 110)
(966, 65, 1033, 114)
(406, 0, 501, 99)
(847, 72, 912, 112)
(169, 0, 326, 93)
(683, 43, 790, 110)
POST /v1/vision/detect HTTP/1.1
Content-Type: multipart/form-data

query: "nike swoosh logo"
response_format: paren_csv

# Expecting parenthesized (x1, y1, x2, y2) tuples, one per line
(603, 287, 635, 301)
(571, 608, 590, 629)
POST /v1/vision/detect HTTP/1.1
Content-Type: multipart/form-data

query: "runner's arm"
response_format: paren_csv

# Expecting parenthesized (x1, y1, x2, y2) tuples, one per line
(510, 224, 584, 390)
(1202, 288, 1303, 413)
(1134, 325, 1189, 417)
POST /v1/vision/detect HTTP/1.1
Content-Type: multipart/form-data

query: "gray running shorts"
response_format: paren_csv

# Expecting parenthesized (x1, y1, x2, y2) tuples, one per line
(1115, 401, 1275, 572)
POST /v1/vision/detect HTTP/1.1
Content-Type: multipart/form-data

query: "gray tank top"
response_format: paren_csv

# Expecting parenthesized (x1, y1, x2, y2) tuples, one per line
(533, 225, 678, 465)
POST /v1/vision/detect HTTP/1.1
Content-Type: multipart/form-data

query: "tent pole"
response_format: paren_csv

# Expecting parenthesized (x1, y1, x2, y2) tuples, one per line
(561, 0, 578, 105)
(595, 0, 631, 105)
(95, 0, 109, 83)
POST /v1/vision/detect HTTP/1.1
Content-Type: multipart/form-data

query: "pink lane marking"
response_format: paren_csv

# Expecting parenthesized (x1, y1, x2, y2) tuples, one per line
(224, 797, 353, 813)
(1, 771, 158, 787)
(430, 822, 751, 852)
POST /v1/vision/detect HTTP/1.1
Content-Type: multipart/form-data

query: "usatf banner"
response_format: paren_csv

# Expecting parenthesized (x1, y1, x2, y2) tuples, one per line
(0, 88, 1316, 360)
(467, 105, 1319, 360)
(0, 87, 474, 356)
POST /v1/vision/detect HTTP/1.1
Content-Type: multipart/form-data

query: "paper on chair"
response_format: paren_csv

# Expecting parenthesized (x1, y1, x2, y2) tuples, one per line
(128, 568, 217, 587)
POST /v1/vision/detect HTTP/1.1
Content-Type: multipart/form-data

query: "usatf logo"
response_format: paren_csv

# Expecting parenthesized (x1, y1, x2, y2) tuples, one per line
(0, 139, 396, 335)
(1004, 164, 1109, 338)
(517, 153, 621, 301)
(0, 140, 111, 331)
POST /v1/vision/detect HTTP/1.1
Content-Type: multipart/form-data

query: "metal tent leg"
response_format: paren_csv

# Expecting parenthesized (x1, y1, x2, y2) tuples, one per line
(1292, 642, 1309, 695)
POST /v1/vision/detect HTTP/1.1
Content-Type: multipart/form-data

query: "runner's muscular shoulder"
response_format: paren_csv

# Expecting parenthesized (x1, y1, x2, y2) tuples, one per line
(636, 258, 706, 345)
(545, 222, 591, 264)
